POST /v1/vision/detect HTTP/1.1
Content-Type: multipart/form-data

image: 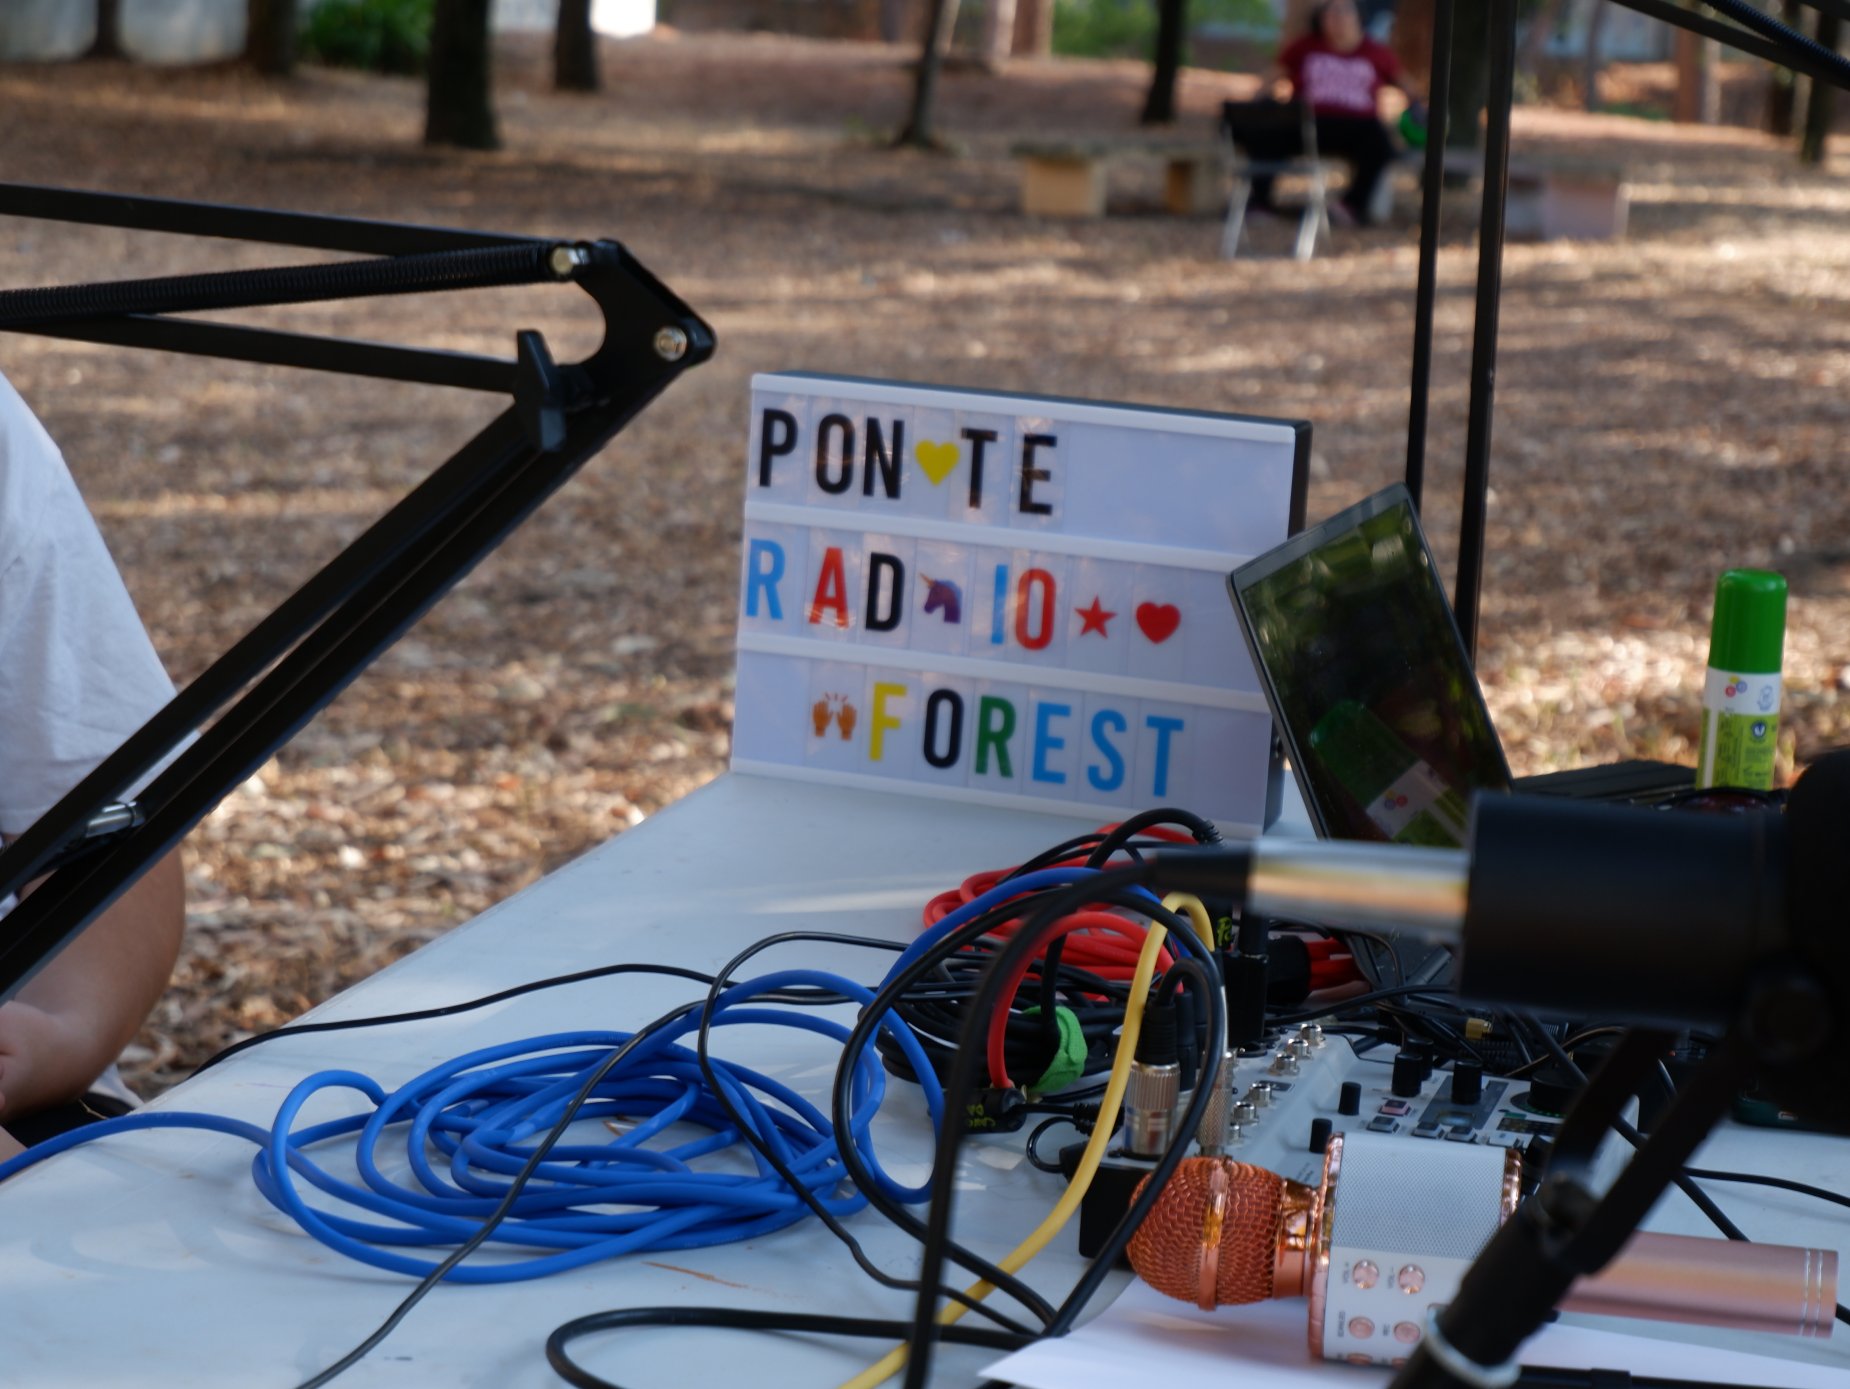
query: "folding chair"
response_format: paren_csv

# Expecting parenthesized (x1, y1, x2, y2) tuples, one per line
(1219, 99, 1336, 261)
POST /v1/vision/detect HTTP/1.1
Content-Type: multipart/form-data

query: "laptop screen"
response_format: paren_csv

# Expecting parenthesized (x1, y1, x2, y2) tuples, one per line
(1228, 485, 1511, 846)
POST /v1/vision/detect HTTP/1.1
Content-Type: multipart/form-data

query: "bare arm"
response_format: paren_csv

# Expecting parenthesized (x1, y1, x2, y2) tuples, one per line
(0, 847, 185, 1121)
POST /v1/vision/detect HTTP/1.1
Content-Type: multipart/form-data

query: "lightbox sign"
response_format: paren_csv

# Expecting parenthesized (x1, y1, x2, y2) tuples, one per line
(730, 373, 1309, 832)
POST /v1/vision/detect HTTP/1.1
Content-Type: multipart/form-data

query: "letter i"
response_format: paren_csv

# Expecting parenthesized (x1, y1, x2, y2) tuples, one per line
(990, 563, 1009, 646)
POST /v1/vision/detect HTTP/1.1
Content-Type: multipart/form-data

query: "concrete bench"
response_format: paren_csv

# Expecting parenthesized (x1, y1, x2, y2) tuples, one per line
(1013, 139, 1223, 219)
(1506, 159, 1628, 241)
(1390, 150, 1628, 241)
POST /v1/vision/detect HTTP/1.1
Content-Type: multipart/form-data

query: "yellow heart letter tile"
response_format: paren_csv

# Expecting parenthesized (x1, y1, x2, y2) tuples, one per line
(914, 439, 960, 486)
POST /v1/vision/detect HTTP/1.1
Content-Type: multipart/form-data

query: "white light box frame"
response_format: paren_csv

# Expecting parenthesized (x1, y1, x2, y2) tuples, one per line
(730, 372, 1309, 834)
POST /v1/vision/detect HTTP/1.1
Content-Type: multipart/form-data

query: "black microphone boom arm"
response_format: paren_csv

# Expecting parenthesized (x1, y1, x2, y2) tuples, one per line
(0, 182, 713, 1008)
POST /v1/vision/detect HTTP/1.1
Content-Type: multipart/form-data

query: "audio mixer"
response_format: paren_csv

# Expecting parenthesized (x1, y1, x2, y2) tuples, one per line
(1186, 1025, 1556, 1189)
(1065, 1023, 1591, 1259)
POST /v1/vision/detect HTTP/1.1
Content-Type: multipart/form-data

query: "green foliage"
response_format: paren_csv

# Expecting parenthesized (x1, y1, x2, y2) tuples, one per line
(301, 0, 434, 76)
(1053, 0, 1155, 59)
(1052, 0, 1274, 62)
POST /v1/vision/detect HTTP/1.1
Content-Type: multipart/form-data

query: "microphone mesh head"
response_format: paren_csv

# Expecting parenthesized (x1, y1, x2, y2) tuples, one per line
(1127, 1156, 1285, 1307)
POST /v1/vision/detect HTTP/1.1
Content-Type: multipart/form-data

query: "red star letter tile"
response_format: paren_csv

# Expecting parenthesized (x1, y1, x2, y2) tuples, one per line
(1076, 596, 1116, 637)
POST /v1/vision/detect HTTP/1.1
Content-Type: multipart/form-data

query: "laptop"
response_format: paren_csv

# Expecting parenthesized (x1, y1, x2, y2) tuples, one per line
(1228, 484, 1691, 849)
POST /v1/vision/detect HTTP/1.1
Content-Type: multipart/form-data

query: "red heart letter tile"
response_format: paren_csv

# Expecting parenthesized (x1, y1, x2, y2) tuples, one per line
(1135, 602, 1180, 644)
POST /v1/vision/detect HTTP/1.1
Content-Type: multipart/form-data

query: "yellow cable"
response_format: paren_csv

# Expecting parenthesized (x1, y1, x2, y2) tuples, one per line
(836, 892, 1210, 1389)
(1163, 891, 1213, 950)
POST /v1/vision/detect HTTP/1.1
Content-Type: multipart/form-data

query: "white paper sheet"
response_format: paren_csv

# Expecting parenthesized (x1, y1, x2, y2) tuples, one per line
(984, 1280, 1850, 1389)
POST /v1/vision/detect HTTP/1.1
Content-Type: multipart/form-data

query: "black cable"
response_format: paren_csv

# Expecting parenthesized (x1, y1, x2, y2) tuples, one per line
(192, 961, 851, 1074)
(1083, 807, 1220, 866)
(1501, 1026, 1629, 1080)
(831, 888, 1182, 1326)
(1154, 955, 1216, 1092)
(1043, 918, 1225, 1336)
(1515, 1016, 1751, 1243)
(833, 880, 1205, 1324)
(1268, 982, 1459, 1026)
(1682, 1167, 1850, 1212)
(901, 868, 1226, 1384)
(1006, 827, 1206, 881)
(872, 911, 1137, 1090)
(294, 998, 699, 1389)
(545, 1307, 1031, 1389)
(692, 928, 1038, 1336)
(1380, 1001, 1486, 1067)
(1025, 1115, 1081, 1174)
(1006, 831, 1111, 879)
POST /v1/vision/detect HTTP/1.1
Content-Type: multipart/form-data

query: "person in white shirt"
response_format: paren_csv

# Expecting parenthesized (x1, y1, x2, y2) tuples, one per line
(0, 370, 186, 1161)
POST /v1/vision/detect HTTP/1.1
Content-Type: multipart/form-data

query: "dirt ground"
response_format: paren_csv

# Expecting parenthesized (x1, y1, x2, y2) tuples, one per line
(0, 33, 1846, 1095)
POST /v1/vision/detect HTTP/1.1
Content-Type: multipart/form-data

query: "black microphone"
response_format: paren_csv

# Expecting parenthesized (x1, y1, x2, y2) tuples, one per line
(1152, 749, 1850, 1128)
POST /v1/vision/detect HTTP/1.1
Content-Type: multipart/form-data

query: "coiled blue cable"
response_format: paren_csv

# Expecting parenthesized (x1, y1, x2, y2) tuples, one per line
(0, 968, 940, 1283)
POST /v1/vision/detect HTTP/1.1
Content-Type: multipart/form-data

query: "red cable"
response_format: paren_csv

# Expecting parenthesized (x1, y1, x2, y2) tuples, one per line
(918, 824, 1364, 1086)
(984, 910, 1171, 1090)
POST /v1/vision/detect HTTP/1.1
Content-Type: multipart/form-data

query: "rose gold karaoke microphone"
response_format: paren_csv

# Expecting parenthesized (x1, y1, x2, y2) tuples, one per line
(1127, 1135, 1836, 1366)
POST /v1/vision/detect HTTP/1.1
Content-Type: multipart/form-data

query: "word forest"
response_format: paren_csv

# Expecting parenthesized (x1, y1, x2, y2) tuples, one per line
(729, 374, 1308, 830)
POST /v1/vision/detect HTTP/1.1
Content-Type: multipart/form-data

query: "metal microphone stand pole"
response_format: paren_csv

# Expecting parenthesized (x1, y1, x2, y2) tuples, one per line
(1387, 0, 1850, 1366)
(1387, 776, 1850, 1387)
(1390, 1032, 1760, 1389)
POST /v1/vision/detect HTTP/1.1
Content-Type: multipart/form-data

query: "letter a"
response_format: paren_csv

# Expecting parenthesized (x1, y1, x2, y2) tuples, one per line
(808, 547, 851, 628)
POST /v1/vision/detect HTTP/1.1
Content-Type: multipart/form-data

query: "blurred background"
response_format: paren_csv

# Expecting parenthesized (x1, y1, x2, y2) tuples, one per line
(0, 0, 1845, 1093)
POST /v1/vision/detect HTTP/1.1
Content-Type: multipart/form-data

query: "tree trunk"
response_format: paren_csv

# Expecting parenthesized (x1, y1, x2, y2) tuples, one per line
(1581, 0, 1608, 112)
(556, 0, 601, 92)
(1517, 0, 1567, 77)
(1140, 0, 1188, 125)
(87, 0, 124, 59)
(896, 0, 960, 148)
(1394, 0, 1433, 90)
(978, 0, 1019, 71)
(246, 0, 298, 77)
(1013, 0, 1053, 58)
(1799, 10, 1839, 164)
(1766, 0, 1802, 136)
(1672, 28, 1715, 124)
(1446, 0, 1488, 152)
(427, 0, 500, 150)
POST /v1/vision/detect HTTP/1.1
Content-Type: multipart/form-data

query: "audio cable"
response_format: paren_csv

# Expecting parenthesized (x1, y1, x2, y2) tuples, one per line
(1, 967, 945, 1281)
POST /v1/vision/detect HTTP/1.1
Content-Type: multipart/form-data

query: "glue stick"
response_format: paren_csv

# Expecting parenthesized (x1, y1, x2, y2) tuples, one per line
(1694, 569, 1787, 791)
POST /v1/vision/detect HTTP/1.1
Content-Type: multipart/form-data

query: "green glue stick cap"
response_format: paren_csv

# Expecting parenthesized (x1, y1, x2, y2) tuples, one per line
(1708, 569, 1786, 674)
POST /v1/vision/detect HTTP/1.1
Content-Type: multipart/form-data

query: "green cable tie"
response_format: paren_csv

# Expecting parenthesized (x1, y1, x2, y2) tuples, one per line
(1023, 1005, 1087, 1096)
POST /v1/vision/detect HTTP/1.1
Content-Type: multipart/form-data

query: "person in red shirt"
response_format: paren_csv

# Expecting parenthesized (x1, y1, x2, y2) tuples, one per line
(1255, 0, 1422, 225)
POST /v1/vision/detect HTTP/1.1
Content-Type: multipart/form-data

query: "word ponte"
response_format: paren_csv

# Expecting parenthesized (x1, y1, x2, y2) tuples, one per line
(730, 373, 1309, 832)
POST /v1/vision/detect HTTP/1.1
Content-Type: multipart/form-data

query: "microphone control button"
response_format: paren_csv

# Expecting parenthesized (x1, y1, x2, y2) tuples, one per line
(1394, 1321, 1422, 1345)
(1391, 1050, 1423, 1097)
(1347, 1317, 1375, 1340)
(1337, 1081, 1361, 1115)
(1451, 1061, 1483, 1105)
(1351, 1260, 1379, 1290)
(1397, 1265, 1425, 1294)
(1309, 1117, 1333, 1152)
